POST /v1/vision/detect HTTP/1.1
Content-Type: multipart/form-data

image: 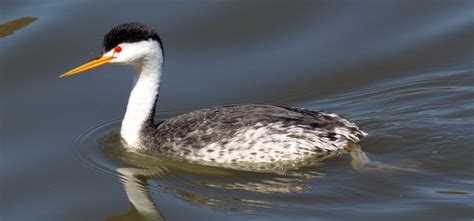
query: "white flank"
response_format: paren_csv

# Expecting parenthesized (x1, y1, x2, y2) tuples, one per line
(192, 122, 349, 164)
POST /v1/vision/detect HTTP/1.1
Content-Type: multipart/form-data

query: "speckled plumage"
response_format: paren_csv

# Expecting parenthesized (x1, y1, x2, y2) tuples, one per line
(139, 104, 367, 164)
(70, 23, 368, 168)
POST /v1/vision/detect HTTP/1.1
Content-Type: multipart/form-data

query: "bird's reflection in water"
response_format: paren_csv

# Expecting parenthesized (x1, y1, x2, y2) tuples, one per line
(99, 132, 372, 220)
(107, 167, 165, 221)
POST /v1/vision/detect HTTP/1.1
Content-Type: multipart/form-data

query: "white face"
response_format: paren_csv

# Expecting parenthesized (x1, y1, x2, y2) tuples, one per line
(103, 40, 162, 65)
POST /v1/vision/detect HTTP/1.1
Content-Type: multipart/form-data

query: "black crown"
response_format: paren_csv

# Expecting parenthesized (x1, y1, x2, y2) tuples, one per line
(103, 22, 163, 53)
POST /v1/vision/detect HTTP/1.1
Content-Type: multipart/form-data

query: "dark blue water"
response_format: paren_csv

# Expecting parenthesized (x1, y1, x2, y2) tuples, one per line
(1, 1, 473, 220)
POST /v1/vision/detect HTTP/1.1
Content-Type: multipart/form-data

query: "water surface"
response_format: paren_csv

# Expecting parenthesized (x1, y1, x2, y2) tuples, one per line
(1, 1, 473, 221)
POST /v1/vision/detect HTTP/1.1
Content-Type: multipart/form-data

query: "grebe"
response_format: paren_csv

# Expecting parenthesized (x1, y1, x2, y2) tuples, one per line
(61, 23, 367, 165)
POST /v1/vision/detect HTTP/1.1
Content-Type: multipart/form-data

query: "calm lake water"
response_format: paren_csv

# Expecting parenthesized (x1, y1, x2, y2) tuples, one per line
(1, 1, 473, 221)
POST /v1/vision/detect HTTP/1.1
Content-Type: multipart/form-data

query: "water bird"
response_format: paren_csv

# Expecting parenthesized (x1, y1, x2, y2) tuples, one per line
(61, 22, 367, 166)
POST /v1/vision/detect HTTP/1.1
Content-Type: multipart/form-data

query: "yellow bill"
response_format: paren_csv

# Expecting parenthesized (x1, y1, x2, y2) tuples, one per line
(60, 56, 115, 78)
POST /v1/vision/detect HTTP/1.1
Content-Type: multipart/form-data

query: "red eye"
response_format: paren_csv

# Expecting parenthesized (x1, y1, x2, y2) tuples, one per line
(114, 46, 122, 53)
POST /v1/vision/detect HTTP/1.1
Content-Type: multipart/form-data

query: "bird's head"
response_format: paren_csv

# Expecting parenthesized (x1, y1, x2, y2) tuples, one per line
(60, 22, 163, 77)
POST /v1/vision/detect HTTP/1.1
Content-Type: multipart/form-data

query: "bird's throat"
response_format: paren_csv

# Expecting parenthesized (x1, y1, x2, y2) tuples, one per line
(120, 58, 162, 149)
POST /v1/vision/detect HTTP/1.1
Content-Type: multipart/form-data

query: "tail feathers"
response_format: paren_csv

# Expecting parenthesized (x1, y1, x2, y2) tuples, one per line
(334, 126, 368, 143)
(322, 113, 368, 143)
(350, 129, 368, 143)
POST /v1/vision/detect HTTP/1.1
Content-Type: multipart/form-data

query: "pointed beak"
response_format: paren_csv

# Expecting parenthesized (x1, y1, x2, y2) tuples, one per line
(60, 56, 115, 78)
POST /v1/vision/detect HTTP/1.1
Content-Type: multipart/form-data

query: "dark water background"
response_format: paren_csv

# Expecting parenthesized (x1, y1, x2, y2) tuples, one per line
(1, 1, 473, 220)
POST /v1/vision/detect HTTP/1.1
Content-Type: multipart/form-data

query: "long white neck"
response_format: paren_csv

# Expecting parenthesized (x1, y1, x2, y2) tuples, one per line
(120, 46, 163, 149)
